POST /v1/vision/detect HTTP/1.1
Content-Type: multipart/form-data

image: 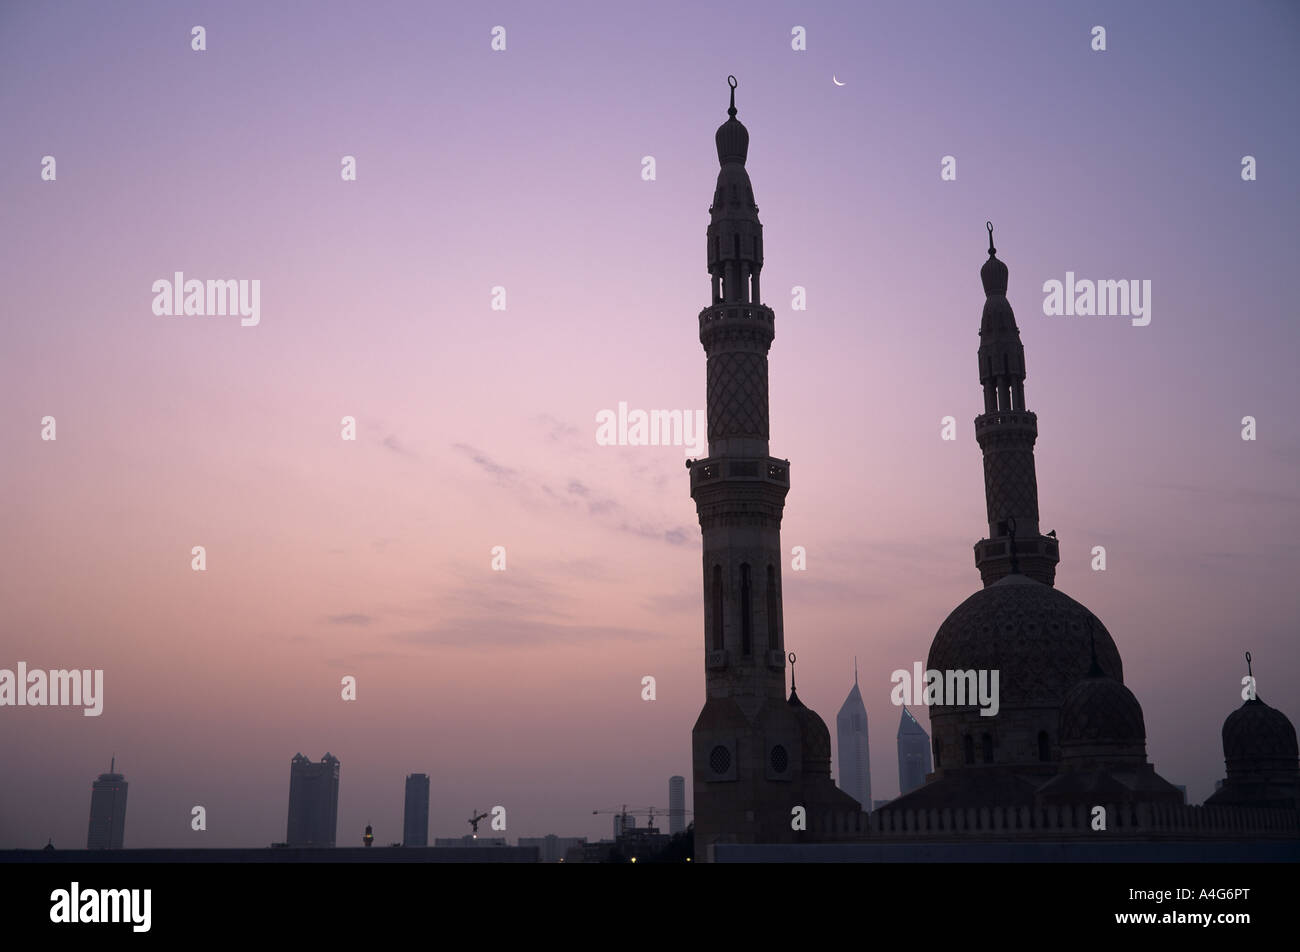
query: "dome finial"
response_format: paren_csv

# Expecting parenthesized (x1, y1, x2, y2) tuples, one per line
(786, 651, 805, 707)
(1246, 650, 1253, 678)
(987, 220, 996, 256)
(727, 75, 737, 118)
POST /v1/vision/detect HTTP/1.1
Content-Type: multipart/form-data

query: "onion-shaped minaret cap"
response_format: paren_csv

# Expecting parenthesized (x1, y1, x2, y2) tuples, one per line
(981, 221, 1010, 296)
(715, 75, 749, 166)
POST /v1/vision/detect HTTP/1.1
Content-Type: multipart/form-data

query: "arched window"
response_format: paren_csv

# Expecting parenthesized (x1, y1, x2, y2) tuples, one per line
(739, 563, 752, 656)
(933, 738, 942, 769)
(982, 733, 993, 764)
(711, 565, 723, 651)
(766, 565, 779, 652)
(963, 735, 975, 765)
(1037, 731, 1050, 762)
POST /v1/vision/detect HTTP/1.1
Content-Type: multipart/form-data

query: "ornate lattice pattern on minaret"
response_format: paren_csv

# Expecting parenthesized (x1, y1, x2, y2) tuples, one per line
(705, 344, 770, 444)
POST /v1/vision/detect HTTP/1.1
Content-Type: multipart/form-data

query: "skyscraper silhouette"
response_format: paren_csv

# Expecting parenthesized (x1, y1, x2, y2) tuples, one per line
(403, 773, 430, 846)
(897, 708, 931, 796)
(836, 663, 871, 810)
(668, 775, 686, 835)
(286, 752, 340, 847)
(86, 757, 127, 850)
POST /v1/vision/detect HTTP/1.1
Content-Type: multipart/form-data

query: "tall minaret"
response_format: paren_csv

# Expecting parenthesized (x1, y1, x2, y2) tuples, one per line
(972, 223, 1060, 586)
(689, 75, 788, 708)
(688, 80, 861, 860)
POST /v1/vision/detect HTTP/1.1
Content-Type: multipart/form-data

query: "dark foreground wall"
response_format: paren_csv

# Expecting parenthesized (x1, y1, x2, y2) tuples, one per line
(1, 846, 539, 863)
(713, 841, 1300, 862)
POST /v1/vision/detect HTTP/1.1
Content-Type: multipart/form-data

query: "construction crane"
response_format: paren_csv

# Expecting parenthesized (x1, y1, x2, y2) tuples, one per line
(593, 805, 691, 833)
(467, 809, 490, 837)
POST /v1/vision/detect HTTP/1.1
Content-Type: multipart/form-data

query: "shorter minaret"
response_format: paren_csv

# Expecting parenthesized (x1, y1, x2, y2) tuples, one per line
(972, 223, 1060, 587)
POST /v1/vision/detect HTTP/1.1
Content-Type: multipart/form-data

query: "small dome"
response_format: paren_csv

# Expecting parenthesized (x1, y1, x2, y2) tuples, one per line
(927, 574, 1122, 709)
(1223, 697, 1299, 771)
(1060, 672, 1146, 747)
(788, 689, 832, 775)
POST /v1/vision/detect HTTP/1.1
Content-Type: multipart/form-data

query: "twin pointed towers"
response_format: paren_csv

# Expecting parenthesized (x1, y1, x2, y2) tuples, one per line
(685, 77, 1297, 860)
(685, 79, 1070, 854)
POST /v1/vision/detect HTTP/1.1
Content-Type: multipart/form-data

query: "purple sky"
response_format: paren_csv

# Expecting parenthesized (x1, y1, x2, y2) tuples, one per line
(1, 0, 1297, 848)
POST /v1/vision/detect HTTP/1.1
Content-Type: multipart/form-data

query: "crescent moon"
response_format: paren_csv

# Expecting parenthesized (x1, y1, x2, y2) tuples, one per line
(833, 75, 845, 86)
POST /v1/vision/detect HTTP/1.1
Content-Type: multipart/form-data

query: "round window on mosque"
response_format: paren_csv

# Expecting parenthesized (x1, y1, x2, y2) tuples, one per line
(770, 745, 789, 774)
(709, 745, 731, 774)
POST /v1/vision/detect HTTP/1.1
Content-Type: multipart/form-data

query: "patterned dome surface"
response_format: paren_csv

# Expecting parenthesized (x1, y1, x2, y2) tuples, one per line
(788, 690, 831, 773)
(1223, 698, 1299, 764)
(1060, 674, 1146, 745)
(927, 574, 1122, 708)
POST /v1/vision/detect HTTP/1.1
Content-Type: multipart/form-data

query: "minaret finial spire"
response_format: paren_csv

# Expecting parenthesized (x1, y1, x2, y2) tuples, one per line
(727, 75, 737, 117)
(854, 655, 858, 686)
(788, 651, 797, 692)
(987, 220, 996, 256)
(1246, 650, 1253, 678)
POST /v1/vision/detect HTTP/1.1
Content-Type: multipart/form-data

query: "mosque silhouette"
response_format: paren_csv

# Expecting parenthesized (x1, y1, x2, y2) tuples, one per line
(684, 78, 1299, 861)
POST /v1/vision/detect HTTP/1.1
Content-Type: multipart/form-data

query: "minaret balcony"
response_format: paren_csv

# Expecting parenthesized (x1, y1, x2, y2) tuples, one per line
(688, 456, 789, 491)
(698, 303, 775, 341)
(974, 535, 1060, 587)
(698, 303, 773, 323)
(974, 410, 1038, 433)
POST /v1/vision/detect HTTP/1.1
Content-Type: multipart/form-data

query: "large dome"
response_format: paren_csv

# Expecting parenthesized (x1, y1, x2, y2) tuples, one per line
(927, 574, 1122, 709)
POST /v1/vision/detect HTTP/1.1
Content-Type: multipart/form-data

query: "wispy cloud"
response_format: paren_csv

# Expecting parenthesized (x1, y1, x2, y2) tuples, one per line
(1143, 481, 1300, 508)
(327, 613, 374, 626)
(534, 413, 583, 445)
(452, 442, 692, 546)
(382, 433, 419, 459)
(392, 617, 662, 649)
(452, 443, 518, 482)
